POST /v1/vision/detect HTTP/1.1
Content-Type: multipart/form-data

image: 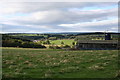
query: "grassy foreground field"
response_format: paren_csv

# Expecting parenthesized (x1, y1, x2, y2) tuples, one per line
(2, 47, 118, 78)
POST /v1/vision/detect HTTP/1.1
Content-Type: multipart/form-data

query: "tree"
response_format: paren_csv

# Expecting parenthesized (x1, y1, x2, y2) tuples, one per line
(72, 42, 75, 46)
(61, 41, 64, 45)
(46, 40, 50, 44)
(37, 34, 39, 36)
(48, 37, 57, 40)
(62, 45, 70, 48)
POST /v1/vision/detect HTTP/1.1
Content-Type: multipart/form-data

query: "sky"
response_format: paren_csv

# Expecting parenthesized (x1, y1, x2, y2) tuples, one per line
(0, 2, 118, 33)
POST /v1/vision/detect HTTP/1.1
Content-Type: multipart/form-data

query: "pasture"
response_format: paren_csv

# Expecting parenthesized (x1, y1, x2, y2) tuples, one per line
(2, 47, 118, 78)
(50, 39, 75, 46)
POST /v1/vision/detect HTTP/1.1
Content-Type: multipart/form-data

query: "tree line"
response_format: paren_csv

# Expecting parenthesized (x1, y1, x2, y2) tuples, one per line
(2, 34, 46, 48)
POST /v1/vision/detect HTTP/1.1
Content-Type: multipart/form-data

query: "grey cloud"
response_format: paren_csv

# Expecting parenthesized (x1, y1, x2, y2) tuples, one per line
(11, 7, 117, 26)
(0, 2, 118, 33)
(0, 2, 116, 14)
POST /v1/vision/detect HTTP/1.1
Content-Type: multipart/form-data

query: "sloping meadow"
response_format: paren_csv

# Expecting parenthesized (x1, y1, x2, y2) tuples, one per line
(2, 47, 118, 78)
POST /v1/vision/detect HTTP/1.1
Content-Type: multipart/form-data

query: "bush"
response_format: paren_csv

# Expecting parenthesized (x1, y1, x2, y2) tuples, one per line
(54, 46, 61, 49)
(62, 45, 71, 48)
(49, 46, 61, 49)
(48, 46, 54, 49)
(34, 44, 46, 48)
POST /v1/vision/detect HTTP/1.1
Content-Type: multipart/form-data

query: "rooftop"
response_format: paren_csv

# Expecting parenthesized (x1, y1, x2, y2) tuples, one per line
(77, 40, 118, 44)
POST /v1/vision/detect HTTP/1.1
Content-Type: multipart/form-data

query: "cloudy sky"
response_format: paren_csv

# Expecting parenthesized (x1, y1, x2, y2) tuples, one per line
(0, 2, 118, 33)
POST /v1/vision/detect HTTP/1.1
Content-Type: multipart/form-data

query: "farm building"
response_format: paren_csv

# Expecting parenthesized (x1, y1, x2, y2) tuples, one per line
(75, 33, 119, 50)
(75, 40, 118, 50)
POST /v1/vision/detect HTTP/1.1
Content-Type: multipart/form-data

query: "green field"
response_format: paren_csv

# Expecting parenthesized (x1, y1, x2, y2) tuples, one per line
(2, 47, 118, 78)
(50, 39, 75, 46)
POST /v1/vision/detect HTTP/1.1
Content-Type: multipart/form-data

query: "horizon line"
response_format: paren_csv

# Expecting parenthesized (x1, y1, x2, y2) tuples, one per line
(1, 31, 119, 34)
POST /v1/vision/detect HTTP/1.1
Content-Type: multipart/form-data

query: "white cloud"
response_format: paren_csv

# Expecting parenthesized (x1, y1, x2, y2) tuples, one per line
(58, 19, 118, 27)
(58, 19, 118, 32)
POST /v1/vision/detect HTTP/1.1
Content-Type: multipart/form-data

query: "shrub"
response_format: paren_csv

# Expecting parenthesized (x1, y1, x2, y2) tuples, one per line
(48, 46, 54, 49)
(49, 46, 61, 49)
(54, 46, 61, 49)
(62, 45, 70, 48)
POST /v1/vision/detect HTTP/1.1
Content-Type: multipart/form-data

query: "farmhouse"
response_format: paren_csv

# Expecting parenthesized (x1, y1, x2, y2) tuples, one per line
(75, 40, 118, 50)
(75, 33, 119, 50)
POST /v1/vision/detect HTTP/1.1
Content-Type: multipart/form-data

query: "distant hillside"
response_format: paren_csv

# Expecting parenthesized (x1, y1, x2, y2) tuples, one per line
(3, 32, 120, 35)
(2, 34, 31, 41)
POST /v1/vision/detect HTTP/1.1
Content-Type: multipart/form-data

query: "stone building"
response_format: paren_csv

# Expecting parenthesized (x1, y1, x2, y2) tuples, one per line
(75, 40, 118, 50)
